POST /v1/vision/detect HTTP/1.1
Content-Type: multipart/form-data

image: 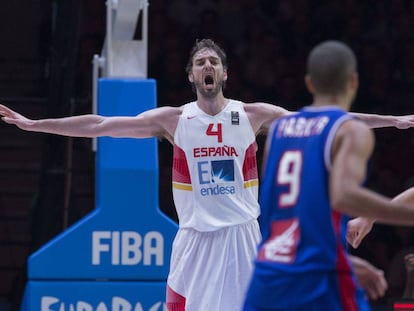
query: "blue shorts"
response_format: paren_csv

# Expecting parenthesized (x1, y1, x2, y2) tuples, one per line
(243, 291, 371, 311)
(243, 272, 371, 311)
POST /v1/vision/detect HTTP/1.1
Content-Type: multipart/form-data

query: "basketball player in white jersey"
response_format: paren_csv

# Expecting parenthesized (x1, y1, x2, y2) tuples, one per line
(1, 39, 414, 310)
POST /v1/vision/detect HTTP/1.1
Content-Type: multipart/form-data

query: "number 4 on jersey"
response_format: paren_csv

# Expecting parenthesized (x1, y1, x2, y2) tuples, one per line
(206, 123, 223, 143)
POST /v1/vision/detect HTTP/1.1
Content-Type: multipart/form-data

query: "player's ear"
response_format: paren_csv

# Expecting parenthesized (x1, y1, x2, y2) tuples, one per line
(188, 72, 194, 83)
(305, 74, 315, 94)
(350, 72, 359, 90)
(223, 69, 228, 82)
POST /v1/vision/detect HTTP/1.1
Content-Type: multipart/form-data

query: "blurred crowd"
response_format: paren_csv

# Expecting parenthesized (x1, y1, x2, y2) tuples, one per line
(77, 0, 414, 305)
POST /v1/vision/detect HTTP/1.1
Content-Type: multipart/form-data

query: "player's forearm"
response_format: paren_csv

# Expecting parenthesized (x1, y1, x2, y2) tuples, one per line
(332, 186, 414, 225)
(359, 187, 414, 227)
(348, 255, 367, 271)
(342, 189, 414, 228)
(393, 187, 414, 206)
(31, 114, 106, 137)
(350, 112, 398, 128)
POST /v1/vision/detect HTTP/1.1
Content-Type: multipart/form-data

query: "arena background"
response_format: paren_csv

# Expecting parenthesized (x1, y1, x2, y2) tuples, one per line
(0, 0, 413, 310)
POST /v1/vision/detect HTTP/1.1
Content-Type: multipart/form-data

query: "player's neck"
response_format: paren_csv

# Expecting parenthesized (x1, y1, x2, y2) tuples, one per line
(197, 93, 228, 116)
(312, 94, 350, 111)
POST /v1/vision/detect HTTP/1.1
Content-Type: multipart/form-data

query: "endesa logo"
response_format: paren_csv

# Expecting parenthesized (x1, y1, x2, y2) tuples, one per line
(197, 159, 236, 196)
(41, 296, 167, 311)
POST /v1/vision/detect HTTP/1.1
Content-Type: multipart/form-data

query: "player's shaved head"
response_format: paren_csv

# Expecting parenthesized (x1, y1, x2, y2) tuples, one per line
(307, 41, 357, 96)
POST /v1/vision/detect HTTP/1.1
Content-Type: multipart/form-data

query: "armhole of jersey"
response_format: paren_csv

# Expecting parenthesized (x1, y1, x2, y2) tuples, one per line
(324, 115, 353, 171)
(173, 103, 191, 144)
(239, 101, 259, 139)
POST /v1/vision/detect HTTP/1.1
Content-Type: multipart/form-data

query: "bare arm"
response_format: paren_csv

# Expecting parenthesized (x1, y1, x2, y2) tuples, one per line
(347, 186, 414, 248)
(393, 187, 414, 206)
(349, 255, 387, 300)
(244, 102, 292, 135)
(245, 105, 414, 134)
(0, 103, 181, 142)
(330, 120, 414, 225)
(351, 112, 414, 129)
(346, 217, 374, 249)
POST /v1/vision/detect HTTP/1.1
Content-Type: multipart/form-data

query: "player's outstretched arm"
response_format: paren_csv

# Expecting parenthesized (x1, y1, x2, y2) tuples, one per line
(0, 103, 180, 140)
(244, 102, 292, 135)
(0, 103, 113, 137)
(351, 112, 414, 129)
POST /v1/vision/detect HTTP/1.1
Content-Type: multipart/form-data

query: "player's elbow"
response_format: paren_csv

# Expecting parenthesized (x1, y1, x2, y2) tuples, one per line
(90, 116, 113, 137)
(331, 193, 349, 212)
(330, 185, 362, 217)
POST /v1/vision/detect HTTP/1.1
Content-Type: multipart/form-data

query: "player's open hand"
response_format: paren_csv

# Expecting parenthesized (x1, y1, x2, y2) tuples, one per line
(395, 114, 414, 129)
(0, 103, 35, 130)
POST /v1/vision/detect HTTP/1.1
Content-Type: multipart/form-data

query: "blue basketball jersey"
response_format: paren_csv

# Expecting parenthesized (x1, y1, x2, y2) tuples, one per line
(244, 106, 370, 311)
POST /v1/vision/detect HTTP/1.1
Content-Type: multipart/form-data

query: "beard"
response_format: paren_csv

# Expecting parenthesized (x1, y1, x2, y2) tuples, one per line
(193, 78, 224, 98)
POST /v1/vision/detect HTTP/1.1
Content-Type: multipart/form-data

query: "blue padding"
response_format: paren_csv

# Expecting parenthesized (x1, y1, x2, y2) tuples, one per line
(21, 280, 167, 311)
(26, 79, 177, 281)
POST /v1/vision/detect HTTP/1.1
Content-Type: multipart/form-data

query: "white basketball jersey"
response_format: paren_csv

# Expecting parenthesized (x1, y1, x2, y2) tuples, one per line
(172, 99, 260, 231)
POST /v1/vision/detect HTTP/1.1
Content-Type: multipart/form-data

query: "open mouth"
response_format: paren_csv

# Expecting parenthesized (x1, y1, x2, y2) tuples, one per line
(204, 75, 214, 85)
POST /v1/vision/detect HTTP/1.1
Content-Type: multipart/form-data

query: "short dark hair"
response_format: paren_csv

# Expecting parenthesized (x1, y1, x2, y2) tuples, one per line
(307, 40, 357, 95)
(185, 39, 227, 73)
